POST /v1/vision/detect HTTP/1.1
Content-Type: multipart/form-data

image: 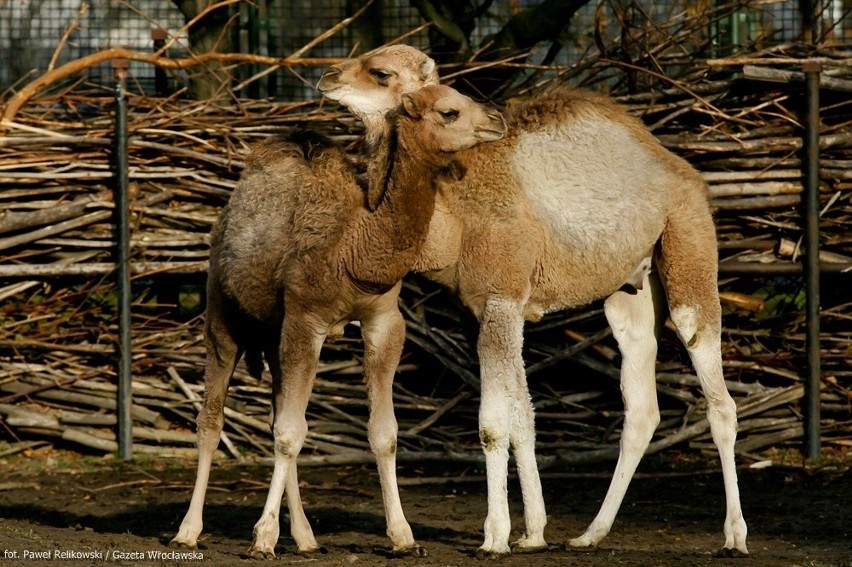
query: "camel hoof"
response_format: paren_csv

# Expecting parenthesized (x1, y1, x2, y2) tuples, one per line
(715, 547, 749, 559)
(567, 539, 597, 551)
(475, 547, 510, 560)
(298, 546, 329, 557)
(393, 544, 427, 558)
(372, 545, 426, 558)
(568, 533, 600, 549)
(510, 542, 550, 555)
(246, 547, 276, 560)
(169, 538, 197, 550)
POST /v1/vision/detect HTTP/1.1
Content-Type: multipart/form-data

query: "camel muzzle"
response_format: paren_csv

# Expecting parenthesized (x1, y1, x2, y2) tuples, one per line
(316, 67, 342, 92)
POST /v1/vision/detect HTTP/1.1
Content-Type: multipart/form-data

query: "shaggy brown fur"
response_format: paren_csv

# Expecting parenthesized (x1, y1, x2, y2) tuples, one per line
(171, 84, 506, 559)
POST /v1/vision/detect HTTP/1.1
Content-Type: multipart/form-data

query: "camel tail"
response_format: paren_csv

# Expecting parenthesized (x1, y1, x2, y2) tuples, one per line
(244, 346, 265, 380)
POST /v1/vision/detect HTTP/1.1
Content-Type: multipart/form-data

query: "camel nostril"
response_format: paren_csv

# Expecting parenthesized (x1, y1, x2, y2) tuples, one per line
(322, 67, 341, 79)
(317, 67, 342, 90)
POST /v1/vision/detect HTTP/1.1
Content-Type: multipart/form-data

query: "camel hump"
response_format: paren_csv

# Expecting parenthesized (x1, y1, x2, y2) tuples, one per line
(282, 129, 338, 162)
(246, 129, 339, 169)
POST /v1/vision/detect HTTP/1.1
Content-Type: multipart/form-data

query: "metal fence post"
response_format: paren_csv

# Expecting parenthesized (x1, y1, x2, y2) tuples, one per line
(152, 28, 169, 96)
(802, 60, 822, 463)
(113, 58, 133, 461)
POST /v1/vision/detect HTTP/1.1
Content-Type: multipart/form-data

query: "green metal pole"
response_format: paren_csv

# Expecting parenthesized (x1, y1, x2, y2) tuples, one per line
(113, 59, 133, 461)
(802, 60, 822, 463)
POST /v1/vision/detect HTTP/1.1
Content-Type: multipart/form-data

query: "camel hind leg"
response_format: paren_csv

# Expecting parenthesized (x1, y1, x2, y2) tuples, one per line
(250, 311, 326, 559)
(570, 277, 658, 549)
(171, 290, 243, 549)
(659, 192, 748, 556)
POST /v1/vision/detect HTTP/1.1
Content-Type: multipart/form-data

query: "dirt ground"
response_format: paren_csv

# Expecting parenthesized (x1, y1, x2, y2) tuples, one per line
(0, 449, 850, 567)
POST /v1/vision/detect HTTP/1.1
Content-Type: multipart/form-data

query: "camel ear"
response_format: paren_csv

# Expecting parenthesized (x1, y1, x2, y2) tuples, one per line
(420, 57, 437, 83)
(401, 93, 423, 119)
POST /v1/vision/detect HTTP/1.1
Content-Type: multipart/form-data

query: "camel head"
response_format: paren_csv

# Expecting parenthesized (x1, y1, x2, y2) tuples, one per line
(364, 84, 505, 211)
(397, 84, 506, 154)
(317, 45, 439, 124)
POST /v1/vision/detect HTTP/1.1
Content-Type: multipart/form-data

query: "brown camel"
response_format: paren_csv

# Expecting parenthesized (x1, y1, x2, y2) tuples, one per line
(170, 84, 506, 558)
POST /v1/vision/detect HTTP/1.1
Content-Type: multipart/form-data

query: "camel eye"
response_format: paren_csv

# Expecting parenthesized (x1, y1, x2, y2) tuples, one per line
(369, 69, 391, 84)
(439, 109, 459, 121)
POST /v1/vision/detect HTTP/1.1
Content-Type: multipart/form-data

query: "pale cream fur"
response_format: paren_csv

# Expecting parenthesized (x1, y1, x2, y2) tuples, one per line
(317, 45, 748, 558)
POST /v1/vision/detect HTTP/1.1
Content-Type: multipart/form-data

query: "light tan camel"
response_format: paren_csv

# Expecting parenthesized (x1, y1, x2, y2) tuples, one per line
(317, 45, 748, 558)
(170, 84, 506, 558)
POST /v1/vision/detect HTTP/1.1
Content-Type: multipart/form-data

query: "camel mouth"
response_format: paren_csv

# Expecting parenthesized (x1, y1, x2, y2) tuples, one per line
(317, 84, 344, 99)
(316, 76, 347, 99)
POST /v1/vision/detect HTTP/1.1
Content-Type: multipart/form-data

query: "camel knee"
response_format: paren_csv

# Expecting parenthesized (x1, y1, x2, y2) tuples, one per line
(480, 423, 510, 453)
(273, 419, 308, 459)
(368, 423, 398, 458)
(274, 437, 303, 460)
(479, 393, 512, 453)
(622, 405, 660, 452)
(669, 304, 700, 348)
(707, 394, 738, 444)
(196, 404, 225, 436)
(670, 303, 719, 351)
(371, 437, 397, 458)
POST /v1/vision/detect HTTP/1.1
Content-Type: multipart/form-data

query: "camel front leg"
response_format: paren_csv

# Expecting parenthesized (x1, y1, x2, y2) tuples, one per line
(249, 313, 326, 559)
(476, 297, 546, 557)
(361, 295, 424, 556)
(510, 366, 547, 553)
(171, 298, 242, 550)
(570, 281, 658, 549)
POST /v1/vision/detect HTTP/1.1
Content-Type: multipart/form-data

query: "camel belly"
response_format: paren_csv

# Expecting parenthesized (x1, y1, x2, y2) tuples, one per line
(523, 246, 654, 320)
(511, 119, 671, 318)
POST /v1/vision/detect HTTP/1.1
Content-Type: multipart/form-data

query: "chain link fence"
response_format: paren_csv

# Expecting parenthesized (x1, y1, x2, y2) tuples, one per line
(1, 1, 849, 100)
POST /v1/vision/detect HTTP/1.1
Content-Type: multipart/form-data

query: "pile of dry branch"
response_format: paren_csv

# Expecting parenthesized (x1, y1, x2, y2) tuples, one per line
(0, 38, 850, 465)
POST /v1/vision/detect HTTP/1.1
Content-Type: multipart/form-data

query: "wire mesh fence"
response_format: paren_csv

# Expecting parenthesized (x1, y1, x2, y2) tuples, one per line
(2, 1, 849, 100)
(0, 1, 186, 95)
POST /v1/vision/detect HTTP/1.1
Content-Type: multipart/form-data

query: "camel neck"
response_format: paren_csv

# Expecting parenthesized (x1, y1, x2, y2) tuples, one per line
(344, 125, 439, 288)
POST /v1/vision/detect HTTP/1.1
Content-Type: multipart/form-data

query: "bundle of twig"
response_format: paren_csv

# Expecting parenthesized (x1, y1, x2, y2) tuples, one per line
(0, 92, 362, 278)
(0, 272, 848, 463)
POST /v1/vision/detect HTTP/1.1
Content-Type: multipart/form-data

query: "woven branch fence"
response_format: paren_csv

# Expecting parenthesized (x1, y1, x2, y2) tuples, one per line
(0, 5, 850, 465)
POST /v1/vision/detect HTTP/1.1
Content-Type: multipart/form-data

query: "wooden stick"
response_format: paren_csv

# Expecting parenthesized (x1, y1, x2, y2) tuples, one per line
(0, 262, 208, 277)
(2, 49, 347, 126)
(47, 2, 89, 71)
(407, 391, 471, 435)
